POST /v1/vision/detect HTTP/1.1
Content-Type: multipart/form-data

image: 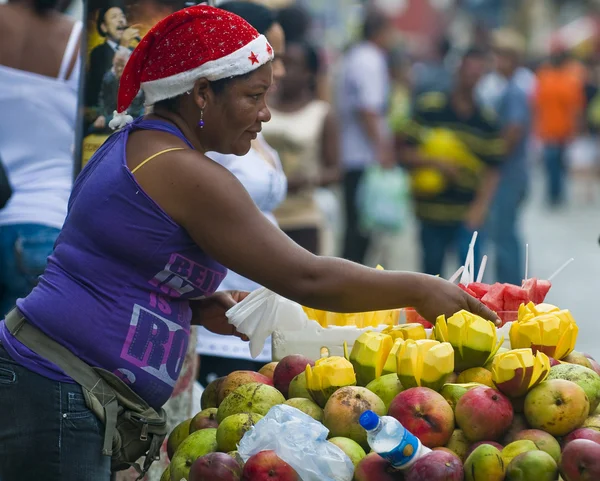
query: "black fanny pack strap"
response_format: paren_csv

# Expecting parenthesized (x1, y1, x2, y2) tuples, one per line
(4, 309, 118, 456)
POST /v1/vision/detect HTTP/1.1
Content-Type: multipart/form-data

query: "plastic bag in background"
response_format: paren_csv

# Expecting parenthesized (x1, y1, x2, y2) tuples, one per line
(357, 165, 410, 234)
(238, 405, 355, 481)
(226, 288, 308, 358)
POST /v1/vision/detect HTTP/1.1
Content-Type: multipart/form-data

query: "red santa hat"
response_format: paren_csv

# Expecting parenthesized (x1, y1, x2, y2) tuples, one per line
(109, 5, 274, 130)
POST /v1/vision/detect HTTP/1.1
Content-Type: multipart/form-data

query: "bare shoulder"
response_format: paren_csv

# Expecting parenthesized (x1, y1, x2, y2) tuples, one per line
(0, 5, 74, 74)
(127, 130, 242, 225)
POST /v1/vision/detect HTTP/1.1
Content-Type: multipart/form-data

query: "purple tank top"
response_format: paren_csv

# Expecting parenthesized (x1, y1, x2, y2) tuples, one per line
(0, 118, 227, 409)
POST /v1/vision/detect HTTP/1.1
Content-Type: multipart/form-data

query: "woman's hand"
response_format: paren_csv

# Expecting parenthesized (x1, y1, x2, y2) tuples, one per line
(191, 291, 250, 340)
(413, 275, 500, 325)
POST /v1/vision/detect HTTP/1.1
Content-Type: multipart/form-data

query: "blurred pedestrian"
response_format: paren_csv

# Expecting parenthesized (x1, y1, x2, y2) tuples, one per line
(336, 8, 396, 264)
(263, 41, 340, 256)
(0, 0, 80, 314)
(533, 49, 585, 207)
(486, 29, 532, 285)
(398, 47, 504, 277)
(567, 59, 600, 205)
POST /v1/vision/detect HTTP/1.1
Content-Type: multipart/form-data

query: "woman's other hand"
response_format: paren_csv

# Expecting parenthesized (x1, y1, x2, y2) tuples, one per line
(414, 275, 500, 325)
(192, 291, 250, 340)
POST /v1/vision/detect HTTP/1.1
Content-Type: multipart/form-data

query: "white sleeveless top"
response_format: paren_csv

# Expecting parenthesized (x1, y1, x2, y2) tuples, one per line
(0, 21, 82, 229)
(196, 133, 287, 362)
(262, 100, 330, 230)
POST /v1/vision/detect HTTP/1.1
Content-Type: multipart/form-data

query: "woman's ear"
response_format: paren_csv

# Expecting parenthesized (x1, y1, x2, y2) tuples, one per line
(193, 78, 211, 110)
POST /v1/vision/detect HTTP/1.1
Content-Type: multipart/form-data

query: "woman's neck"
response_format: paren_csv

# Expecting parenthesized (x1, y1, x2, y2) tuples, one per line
(149, 110, 207, 153)
(272, 89, 314, 113)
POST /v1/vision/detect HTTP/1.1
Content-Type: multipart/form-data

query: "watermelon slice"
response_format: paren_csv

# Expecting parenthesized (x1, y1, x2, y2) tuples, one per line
(522, 278, 538, 302)
(503, 284, 530, 312)
(481, 283, 506, 313)
(522, 278, 552, 304)
(458, 283, 477, 298)
(468, 282, 491, 300)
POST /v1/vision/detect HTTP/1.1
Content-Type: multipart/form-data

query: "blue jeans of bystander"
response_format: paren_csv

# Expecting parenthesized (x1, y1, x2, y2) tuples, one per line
(419, 222, 483, 277)
(0, 224, 60, 315)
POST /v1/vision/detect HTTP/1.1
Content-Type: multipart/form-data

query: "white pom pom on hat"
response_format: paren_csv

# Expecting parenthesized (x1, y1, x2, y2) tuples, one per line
(108, 111, 134, 130)
(111, 4, 274, 130)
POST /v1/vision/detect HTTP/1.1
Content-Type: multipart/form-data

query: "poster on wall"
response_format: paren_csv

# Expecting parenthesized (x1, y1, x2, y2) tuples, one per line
(76, 0, 207, 176)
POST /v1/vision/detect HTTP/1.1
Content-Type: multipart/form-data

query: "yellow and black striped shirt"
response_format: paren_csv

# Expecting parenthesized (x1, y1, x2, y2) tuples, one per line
(402, 91, 505, 224)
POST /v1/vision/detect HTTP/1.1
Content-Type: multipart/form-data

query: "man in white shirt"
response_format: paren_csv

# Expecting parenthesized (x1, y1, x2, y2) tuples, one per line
(336, 9, 395, 264)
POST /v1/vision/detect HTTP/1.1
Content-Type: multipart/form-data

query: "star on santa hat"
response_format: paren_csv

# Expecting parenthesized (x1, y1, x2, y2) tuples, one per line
(109, 5, 274, 130)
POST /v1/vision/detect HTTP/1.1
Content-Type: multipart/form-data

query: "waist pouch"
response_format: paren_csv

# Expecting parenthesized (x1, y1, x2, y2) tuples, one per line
(5, 309, 167, 479)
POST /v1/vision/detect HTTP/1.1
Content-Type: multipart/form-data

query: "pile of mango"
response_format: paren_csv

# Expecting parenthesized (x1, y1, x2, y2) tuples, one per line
(163, 302, 600, 481)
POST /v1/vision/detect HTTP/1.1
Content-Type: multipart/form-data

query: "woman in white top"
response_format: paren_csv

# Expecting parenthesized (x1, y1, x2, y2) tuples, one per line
(262, 40, 340, 255)
(0, 0, 81, 315)
(196, 1, 288, 383)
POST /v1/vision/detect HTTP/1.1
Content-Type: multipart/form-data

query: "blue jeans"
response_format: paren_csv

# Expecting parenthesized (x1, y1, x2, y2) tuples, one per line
(419, 222, 483, 277)
(0, 224, 60, 316)
(489, 176, 526, 285)
(543, 144, 566, 205)
(0, 343, 111, 480)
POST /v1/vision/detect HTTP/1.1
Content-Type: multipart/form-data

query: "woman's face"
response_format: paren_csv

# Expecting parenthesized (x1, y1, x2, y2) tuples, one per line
(279, 43, 311, 95)
(199, 63, 273, 156)
(265, 22, 286, 88)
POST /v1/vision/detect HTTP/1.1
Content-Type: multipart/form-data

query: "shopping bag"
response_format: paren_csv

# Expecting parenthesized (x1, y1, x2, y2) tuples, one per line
(226, 288, 308, 358)
(357, 165, 410, 234)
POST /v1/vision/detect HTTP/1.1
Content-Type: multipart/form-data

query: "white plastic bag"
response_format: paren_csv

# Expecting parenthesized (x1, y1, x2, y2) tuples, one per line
(238, 404, 354, 481)
(226, 288, 308, 358)
(357, 165, 410, 234)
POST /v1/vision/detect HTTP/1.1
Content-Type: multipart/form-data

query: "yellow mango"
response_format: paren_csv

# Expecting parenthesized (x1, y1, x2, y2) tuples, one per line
(396, 339, 454, 392)
(305, 354, 356, 408)
(350, 331, 394, 386)
(510, 303, 578, 360)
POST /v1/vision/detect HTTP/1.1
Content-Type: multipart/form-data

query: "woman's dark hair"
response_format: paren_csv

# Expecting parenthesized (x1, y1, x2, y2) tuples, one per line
(276, 5, 310, 43)
(153, 71, 251, 112)
(218, 1, 275, 35)
(290, 41, 320, 77)
(33, 0, 71, 13)
(362, 9, 390, 41)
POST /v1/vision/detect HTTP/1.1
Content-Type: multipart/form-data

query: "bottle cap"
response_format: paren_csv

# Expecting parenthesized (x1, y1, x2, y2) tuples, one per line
(359, 410, 380, 431)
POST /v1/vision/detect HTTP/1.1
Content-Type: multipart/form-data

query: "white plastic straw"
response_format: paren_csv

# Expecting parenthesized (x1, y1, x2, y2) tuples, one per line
(461, 231, 478, 285)
(548, 258, 575, 282)
(524, 244, 529, 282)
(476, 255, 488, 283)
(449, 266, 465, 284)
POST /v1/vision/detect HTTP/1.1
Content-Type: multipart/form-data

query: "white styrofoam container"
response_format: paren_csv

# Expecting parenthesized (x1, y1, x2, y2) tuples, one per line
(272, 320, 513, 362)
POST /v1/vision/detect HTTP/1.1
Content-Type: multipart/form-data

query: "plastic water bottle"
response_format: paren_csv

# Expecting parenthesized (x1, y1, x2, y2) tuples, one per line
(359, 410, 431, 470)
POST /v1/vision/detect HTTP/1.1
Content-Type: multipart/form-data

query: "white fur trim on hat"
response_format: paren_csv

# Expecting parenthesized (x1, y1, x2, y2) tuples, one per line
(141, 34, 273, 106)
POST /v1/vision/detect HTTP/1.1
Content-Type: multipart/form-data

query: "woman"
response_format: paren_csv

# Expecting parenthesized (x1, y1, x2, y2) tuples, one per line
(263, 40, 340, 255)
(0, 0, 81, 314)
(0, 6, 496, 480)
(196, 0, 288, 384)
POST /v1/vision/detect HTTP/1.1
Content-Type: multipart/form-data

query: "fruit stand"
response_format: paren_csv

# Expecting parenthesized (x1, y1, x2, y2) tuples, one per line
(161, 272, 600, 481)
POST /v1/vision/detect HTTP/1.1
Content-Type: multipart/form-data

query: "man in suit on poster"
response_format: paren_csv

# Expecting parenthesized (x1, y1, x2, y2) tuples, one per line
(85, 3, 139, 108)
